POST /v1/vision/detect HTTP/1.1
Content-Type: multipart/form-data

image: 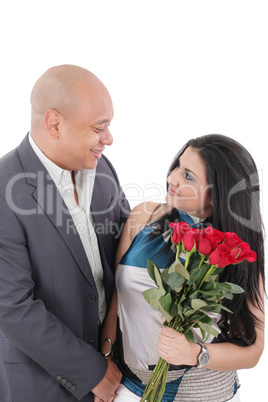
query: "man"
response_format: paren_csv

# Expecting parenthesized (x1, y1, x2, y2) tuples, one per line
(0, 65, 130, 401)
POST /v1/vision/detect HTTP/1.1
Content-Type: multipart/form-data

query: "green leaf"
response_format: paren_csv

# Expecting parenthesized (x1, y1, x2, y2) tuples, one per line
(147, 260, 157, 282)
(223, 293, 234, 300)
(154, 265, 166, 294)
(188, 264, 210, 286)
(206, 296, 218, 302)
(224, 282, 244, 294)
(184, 329, 194, 342)
(210, 326, 220, 338)
(177, 303, 183, 318)
(159, 293, 173, 313)
(163, 272, 185, 292)
(160, 267, 172, 293)
(158, 294, 173, 322)
(201, 305, 222, 314)
(191, 299, 208, 310)
(143, 287, 165, 303)
(150, 299, 161, 310)
(160, 267, 169, 279)
(187, 253, 202, 271)
(189, 291, 198, 299)
(184, 309, 196, 317)
(198, 289, 223, 297)
(170, 299, 183, 319)
(217, 283, 232, 292)
(169, 260, 190, 281)
(170, 302, 178, 316)
(217, 282, 244, 295)
(218, 304, 234, 313)
(200, 281, 214, 291)
(179, 293, 186, 304)
(199, 325, 206, 340)
(188, 267, 203, 284)
(197, 322, 212, 342)
(196, 314, 213, 325)
(197, 322, 220, 340)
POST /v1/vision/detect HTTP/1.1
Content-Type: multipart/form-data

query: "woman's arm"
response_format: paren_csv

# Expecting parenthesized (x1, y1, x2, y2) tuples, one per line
(100, 202, 161, 356)
(157, 281, 265, 371)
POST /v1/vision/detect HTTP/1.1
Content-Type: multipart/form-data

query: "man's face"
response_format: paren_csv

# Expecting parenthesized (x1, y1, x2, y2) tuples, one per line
(55, 84, 114, 171)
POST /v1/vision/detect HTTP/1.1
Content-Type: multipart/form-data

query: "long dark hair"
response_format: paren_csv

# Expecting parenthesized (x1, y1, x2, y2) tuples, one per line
(152, 134, 265, 345)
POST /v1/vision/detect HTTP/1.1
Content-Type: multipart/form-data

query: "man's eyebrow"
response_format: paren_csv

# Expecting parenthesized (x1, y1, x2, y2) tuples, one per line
(93, 119, 111, 125)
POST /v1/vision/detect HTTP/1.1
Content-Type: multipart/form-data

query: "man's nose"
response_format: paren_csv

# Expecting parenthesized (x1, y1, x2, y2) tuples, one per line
(100, 129, 113, 146)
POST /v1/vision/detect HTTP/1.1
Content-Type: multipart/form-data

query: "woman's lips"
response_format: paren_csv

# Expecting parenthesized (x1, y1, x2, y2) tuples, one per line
(168, 187, 178, 196)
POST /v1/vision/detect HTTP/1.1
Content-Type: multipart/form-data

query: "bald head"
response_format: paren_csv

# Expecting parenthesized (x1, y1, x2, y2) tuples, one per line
(29, 65, 114, 171)
(30, 64, 108, 129)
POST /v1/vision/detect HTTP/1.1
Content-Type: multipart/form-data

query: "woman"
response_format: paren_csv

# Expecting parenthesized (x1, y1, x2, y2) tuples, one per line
(100, 134, 265, 401)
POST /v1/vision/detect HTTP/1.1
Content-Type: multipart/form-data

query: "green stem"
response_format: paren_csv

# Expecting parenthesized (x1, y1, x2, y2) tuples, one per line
(198, 265, 216, 289)
(147, 377, 161, 402)
(140, 358, 169, 401)
(175, 244, 181, 261)
(184, 252, 191, 269)
(156, 361, 169, 401)
(198, 254, 206, 267)
(182, 320, 196, 335)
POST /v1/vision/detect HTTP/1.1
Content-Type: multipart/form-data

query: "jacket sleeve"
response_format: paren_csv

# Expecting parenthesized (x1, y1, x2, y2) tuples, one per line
(0, 195, 107, 401)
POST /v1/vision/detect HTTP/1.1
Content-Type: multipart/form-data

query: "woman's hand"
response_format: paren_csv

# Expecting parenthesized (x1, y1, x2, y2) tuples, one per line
(157, 327, 201, 366)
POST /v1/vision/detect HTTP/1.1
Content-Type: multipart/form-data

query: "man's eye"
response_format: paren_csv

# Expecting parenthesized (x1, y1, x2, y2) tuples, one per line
(94, 127, 104, 132)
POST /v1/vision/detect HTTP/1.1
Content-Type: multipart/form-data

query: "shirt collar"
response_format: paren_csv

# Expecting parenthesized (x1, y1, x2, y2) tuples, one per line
(28, 133, 72, 186)
(178, 210, 206, 227)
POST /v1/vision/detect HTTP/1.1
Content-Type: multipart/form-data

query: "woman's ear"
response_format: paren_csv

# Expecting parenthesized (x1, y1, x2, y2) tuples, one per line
(44, 109, 61, 140)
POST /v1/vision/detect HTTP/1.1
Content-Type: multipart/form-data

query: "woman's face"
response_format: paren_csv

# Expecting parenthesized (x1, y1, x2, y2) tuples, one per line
(166, 146, 213, 218)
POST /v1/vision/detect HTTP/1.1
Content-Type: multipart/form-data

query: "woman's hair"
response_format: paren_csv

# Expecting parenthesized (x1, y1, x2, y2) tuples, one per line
(151, 134, 265, 345)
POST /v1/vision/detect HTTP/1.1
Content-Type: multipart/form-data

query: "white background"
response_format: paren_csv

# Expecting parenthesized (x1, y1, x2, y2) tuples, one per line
(1, 1, 267, 400)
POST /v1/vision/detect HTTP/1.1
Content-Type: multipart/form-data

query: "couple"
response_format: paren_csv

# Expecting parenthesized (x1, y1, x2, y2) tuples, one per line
(0, 65, 264, 402)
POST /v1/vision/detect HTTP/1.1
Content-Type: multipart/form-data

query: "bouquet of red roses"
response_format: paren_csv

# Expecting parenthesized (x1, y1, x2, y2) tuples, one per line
(140, 222, 257, 402)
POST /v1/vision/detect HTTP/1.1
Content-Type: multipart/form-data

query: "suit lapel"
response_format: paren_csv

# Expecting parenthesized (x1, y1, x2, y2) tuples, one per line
(17, 136, 97, 290)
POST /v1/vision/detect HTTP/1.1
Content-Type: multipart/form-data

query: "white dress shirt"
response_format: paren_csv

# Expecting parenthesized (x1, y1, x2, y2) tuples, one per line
(29, 134, 106, 323)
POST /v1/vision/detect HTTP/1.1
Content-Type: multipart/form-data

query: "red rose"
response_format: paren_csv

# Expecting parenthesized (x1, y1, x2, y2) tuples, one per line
(197, 237, 212, 255)
(224, 232, 243, 250)
(235, 242, 257, 263)
(170, 222, 190, 245)
(202, 226, 226, 251)
(182, 227, 200, 251)
(208, 243, 236, 268)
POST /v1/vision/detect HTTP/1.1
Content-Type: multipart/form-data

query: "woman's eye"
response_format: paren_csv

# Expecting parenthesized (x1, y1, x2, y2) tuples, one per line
(184, 171, 193, 181)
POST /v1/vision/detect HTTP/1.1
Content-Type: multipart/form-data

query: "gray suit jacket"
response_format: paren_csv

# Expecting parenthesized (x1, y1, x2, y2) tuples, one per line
(0, 136, 130, 401)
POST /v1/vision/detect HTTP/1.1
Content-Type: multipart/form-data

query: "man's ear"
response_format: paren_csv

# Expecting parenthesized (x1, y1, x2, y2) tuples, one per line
(44, 109, 61, 139)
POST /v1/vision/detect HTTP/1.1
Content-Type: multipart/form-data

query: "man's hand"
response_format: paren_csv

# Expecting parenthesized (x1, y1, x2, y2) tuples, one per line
(92, 359, 122, 402)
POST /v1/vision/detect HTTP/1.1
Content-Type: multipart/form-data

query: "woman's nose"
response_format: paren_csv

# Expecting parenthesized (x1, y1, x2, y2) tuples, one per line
(168, 170, 180, 186)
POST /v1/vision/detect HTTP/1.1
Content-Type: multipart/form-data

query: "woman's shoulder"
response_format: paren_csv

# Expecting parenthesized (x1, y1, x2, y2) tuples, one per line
(126, 202, 168, 238)
(130, 201, 167, 223)
(115, 202, 170, 267)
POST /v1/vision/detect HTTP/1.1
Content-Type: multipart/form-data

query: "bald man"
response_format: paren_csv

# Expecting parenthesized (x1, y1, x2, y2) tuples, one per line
(0, 65, 130, 402)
